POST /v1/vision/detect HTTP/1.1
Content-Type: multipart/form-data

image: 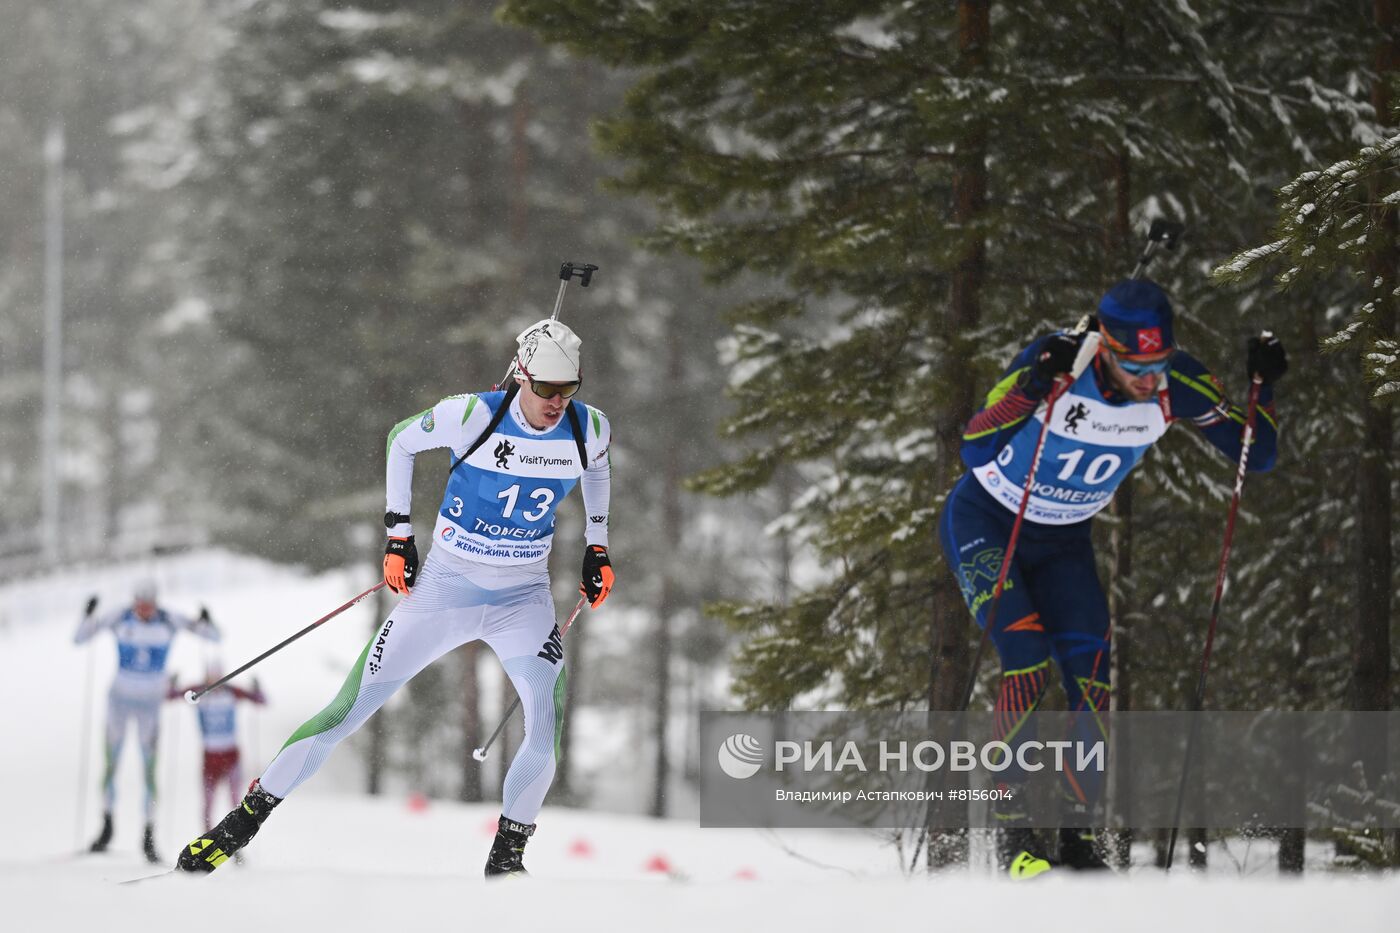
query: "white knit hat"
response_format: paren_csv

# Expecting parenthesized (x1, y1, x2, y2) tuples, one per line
(514, 319, 582, 382)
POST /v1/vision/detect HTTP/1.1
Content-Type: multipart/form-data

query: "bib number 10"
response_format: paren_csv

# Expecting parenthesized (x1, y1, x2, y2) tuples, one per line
(1053, 449, 1121, 485)
(995, 446, 1121, 485)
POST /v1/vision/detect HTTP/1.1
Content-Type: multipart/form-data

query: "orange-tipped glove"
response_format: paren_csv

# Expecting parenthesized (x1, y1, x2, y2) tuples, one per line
(580, 544, 613, 608)
(383, 536, 419, 595)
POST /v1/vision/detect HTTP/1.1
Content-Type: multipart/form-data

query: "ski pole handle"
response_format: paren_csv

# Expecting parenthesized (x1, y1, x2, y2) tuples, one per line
(186, 582, 386, 704)
(472, 596, 587, 761)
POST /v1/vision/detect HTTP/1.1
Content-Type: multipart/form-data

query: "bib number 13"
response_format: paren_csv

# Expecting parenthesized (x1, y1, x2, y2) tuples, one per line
(497, 484, 554, 522)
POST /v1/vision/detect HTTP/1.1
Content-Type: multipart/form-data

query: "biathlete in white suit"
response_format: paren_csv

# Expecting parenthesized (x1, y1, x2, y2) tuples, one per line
(176, 319, 614, 878)
(75, 582, 220, 862)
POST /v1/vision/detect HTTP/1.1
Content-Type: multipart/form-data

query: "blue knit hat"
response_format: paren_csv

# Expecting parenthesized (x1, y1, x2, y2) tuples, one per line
(1097, 280, 1174, 357)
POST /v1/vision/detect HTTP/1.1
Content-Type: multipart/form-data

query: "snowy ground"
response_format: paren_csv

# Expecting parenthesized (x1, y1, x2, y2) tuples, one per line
(1, 551, 1395, 931)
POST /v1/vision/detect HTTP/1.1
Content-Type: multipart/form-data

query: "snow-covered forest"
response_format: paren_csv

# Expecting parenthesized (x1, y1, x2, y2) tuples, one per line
(2, 0, 1398, 902)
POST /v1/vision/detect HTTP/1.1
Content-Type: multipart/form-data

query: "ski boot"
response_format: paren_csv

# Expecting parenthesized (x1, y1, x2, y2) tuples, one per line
(999, 826, 1057, 880)
(1058, 827, 1110, 871)
(175, 780, 281, 874)
(484, 816, 534, 879)
(142, 824, 161, 864)
(1057, 801, 1110, 871)
(993, 790, 1054, 880)
(88, 812, 113, 853)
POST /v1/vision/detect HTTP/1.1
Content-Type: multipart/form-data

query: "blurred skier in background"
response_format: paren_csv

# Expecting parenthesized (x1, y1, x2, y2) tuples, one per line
(75, 582, 220, 862)
(168, 663, 266, 828)
(176, 319, 614, 879)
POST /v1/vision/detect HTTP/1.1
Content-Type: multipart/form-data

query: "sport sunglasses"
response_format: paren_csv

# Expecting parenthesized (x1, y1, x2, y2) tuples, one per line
(1109, 351, 1174, 376)
(529, 379, 581, 399)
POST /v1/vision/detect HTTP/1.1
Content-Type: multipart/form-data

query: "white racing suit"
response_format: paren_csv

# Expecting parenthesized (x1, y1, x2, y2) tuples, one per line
(74, 607, 220, 820)
(258, 389, 611, 826)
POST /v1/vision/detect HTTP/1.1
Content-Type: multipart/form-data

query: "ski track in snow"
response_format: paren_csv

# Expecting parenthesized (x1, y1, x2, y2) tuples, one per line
(1, 551, 1397, 931)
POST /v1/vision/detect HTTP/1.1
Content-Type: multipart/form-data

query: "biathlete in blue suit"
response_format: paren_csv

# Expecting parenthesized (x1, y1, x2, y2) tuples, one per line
(937, 280, 1288, 878)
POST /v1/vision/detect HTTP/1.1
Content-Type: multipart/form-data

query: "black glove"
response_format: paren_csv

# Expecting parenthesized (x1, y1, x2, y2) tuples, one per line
(198, 606, 212, 623)
(383, 536, 419, 595)
(84, 595, 98, 616)
(1028, 331, 1084, 394)
(580, 545, 614, 608)
(1247, 333, 1288, 385)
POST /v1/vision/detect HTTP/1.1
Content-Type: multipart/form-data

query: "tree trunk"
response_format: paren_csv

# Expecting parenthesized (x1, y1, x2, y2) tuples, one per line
(923, 0, 989, 871)
(650, 323, 684, 818)
(1187, 826, 1208, 870)
(1278, 829, 1305, 874)
(509, 90, 530, 249)
(1349, 0, 1400, 865)
(1280, 305, 1323, 874)
(1351, 0, 1397, 771)
(775, 466, 794, 606)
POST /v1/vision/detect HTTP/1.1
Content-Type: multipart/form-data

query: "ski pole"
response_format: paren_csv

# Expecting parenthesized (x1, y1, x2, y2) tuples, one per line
(74, 636, 96, 850)
(184, 582, 385, 704)
(956, 324, 1102, 712)
(473, 596, 587, 762)
(1164, 374, 1263, 870)
(164, 693, 179, 844)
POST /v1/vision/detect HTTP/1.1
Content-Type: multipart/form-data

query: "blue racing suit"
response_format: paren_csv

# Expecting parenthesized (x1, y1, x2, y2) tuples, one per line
(938, 334, 1278, 811)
